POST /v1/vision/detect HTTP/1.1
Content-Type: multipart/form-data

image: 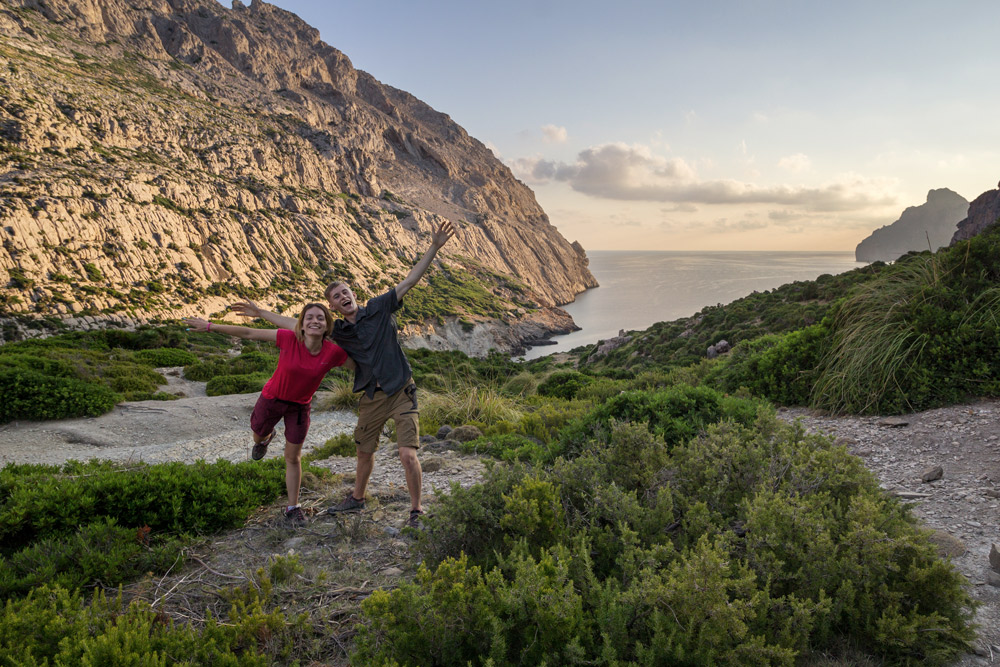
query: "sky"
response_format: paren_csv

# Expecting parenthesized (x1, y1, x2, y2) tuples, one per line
(268, 0, 1000, 251)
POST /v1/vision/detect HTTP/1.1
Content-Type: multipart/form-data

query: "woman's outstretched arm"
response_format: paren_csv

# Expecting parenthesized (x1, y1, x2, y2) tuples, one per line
(183, 317, 279, 343)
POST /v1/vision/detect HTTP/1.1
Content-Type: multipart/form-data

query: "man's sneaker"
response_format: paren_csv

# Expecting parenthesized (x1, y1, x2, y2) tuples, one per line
(251, 431, 275, 461)
(405, 509, 425, 530)
(283, 506, 307, 526)
(326, 493, 365, 514)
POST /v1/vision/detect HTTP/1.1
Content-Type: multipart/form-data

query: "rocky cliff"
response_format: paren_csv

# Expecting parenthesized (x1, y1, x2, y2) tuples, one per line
(855, 188, 968, 262)
(950, 185, 1000, 244)
(0, 0, 597, 352)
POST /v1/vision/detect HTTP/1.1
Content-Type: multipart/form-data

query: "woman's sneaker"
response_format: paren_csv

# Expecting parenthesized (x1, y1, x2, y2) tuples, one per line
(252, 431, 275, 461)
(283, 506, 307, 526)
(326, 493, 366, 514)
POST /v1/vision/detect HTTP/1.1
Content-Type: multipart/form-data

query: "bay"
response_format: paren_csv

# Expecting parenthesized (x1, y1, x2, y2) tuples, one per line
(520, 250, 865, 360)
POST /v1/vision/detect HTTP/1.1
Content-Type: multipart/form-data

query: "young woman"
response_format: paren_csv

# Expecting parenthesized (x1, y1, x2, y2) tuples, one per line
(183, 303, 354, 526)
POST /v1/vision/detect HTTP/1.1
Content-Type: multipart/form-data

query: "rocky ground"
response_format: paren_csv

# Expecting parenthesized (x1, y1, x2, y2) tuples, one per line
(0, 373, 997, 664)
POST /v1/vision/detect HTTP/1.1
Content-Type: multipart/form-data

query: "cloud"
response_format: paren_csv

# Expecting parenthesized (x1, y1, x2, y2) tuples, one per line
(541, 124, 568, 144)
(778, 153, 811, 173)
(662, 203, 698, 213)
(509, 143, 898, 212)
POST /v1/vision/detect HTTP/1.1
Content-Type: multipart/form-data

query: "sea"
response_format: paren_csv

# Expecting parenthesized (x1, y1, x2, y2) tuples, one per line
(519, 250, 866, 360)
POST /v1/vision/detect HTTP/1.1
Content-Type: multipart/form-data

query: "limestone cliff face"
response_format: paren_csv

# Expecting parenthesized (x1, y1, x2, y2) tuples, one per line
(950, 186, 1000, 244)
(855, 189, 968, 263)
(0, 0, 597, 352)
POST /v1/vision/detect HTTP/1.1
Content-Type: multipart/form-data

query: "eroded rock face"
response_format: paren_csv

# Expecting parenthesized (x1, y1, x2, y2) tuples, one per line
(855, 188, 969, 263)
(0, 0, 597, 352)
(951, 187, 1000, 244)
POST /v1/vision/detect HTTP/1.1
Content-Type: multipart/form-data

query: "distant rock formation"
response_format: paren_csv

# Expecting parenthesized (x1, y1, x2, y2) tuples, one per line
(950, 186, 1000, 243)
(0, 0, 597, 353)
(855, 189, 969, 262)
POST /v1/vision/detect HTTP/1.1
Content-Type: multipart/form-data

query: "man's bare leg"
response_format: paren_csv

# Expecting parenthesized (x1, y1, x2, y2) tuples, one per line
(398, 446, 423, 513)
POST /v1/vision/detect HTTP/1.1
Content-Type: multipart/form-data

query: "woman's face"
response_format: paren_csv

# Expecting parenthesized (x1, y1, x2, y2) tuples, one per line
(302, 306, 327, 335)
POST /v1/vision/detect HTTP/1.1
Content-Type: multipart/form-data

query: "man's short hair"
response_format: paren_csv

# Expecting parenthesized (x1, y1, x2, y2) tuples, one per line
(324, 280, 347, 302)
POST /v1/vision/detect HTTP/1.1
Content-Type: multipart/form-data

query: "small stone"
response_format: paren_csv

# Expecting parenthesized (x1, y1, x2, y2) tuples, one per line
(990, 544, 1000, 573)
(986, 569, 1000, 588)
(435, 425, 453, 439)
(986, 489, 1000, 499)
(382, 526, 401, 537)
(382, 566, 403, 576)
(921, 465, 944, 483)
(926, 530, 966, 559)
(878, 417, 909, 428)
(421, 456, 444, 473)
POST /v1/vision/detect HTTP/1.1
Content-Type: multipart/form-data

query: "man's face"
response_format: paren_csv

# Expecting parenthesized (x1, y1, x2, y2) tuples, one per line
(326, 283, 357, 316)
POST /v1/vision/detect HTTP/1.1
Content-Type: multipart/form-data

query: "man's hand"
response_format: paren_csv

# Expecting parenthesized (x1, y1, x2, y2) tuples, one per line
(230, 301, 263, 319)
(431, 220, 456, 249)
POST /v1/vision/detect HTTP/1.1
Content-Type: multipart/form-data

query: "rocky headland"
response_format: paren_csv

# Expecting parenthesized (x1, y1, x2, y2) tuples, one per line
(855, 188, 969, 263)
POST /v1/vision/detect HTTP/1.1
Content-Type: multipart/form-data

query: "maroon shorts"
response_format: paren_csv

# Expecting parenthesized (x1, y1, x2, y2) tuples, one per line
(251, 394, 311, 445)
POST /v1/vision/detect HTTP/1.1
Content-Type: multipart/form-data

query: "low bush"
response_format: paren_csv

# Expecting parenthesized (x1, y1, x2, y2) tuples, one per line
(0, 459, 285, 555)
(133, 347, 198, 367)
(557, 383, 762, 460)
(537, 369, 592, 399)
(0, 368, 119, 424)
(183, 349, 277, 382)
(397, 405, 976, 665)
(0, 585, 282, 665)
(206, 372, 271, 396)
(460, 433, 553, 464)
(707, 323, 829, 406)
(304, 433, 356, 461)
(0, 518, 185, 599)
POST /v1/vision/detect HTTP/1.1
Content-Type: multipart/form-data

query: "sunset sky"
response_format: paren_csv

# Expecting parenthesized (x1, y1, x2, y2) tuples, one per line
(270, 0, 1000, 251)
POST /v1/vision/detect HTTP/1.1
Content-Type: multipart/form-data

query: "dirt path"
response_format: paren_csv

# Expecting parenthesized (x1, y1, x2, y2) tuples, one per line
(0, 373, 996, 663)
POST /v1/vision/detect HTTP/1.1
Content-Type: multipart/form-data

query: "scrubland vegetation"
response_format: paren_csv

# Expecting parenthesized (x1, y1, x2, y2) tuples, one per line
(4, 226, 1000, 664)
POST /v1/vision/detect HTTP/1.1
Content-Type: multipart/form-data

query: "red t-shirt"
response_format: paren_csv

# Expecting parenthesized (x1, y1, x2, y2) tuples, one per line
(261, 329, 348, 404)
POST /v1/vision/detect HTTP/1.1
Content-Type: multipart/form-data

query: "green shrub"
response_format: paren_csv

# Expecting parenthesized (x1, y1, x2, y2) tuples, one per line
(184, 350, 277, 382)
(354, 549, 589, 666)
(0, 518, 185, 599)
(0, 585, 280, 665)
(460, 433, 553, 464)
(133, 347, 198, 367)
(303, 433, 355, 461)
(405, 406, 976, 665)
(557, 383, 763, 460)
(537, 370, 592, 399)
(0, 368, 119, 424)
(0, 459, 285, 554)
(707, 324, 829, 406)
(206, 372, 271, 396)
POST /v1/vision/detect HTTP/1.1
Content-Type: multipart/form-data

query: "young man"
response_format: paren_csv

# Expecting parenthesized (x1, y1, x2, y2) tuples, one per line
(231, 219, 455, 529)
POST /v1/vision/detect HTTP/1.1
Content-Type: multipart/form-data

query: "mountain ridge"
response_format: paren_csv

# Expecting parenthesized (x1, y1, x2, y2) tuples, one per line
(0, 0, 597, 352)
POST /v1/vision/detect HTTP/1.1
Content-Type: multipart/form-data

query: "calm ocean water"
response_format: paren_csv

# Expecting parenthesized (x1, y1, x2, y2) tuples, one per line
(520, 250, 865, 360)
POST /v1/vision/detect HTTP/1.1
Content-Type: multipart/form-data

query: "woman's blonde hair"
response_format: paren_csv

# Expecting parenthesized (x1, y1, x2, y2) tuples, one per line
(294, 303, 334, 340)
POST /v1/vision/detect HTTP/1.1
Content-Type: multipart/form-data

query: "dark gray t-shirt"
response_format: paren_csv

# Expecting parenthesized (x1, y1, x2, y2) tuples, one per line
(331, 289, 413, 398)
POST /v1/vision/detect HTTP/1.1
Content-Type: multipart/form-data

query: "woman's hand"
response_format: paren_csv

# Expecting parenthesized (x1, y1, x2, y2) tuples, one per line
(183, 317, 210, 332)
(230, 301, 262, 319)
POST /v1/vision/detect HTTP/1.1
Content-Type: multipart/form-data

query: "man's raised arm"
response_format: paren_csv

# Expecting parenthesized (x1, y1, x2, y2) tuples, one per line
(395, 220, 455, 300)
(229, 301, 297, 329)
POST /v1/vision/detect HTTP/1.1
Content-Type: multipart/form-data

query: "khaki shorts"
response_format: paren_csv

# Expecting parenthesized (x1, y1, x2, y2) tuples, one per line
(354, 381, 419, 453)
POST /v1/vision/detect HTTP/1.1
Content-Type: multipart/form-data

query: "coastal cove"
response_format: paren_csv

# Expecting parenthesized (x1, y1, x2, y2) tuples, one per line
(521, 250, 865, 359)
